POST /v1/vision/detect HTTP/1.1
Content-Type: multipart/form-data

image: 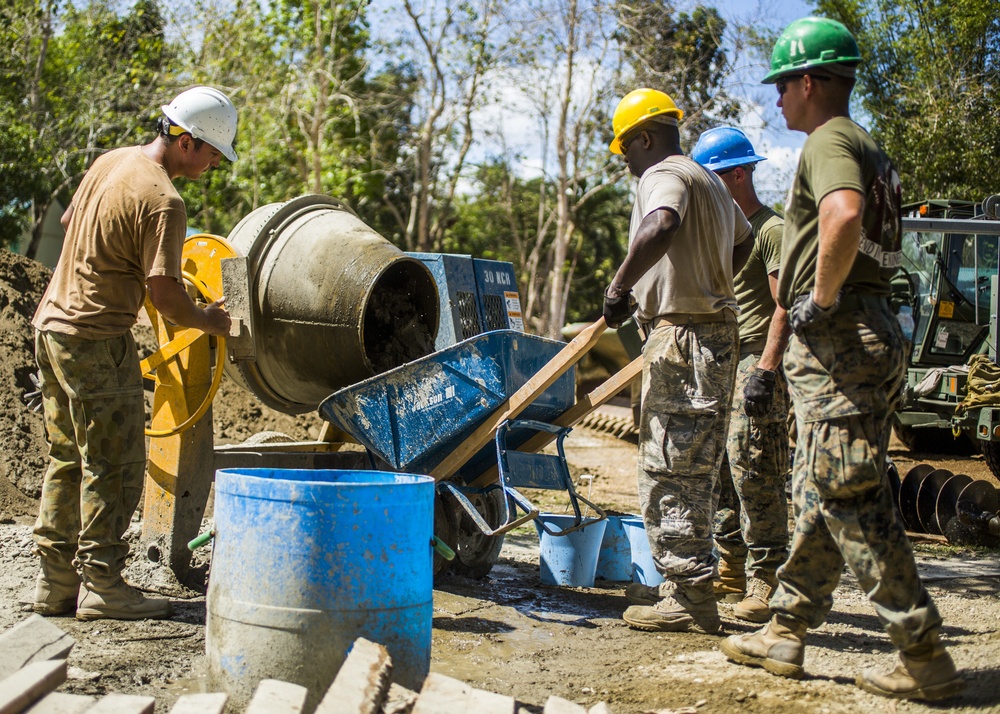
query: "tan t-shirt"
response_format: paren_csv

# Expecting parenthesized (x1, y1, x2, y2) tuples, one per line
(629, 155, 752, 322)
(33, 147, 186, 339)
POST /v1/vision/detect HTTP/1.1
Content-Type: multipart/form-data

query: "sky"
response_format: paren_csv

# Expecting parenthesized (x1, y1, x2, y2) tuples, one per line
(719, 0, 817, 206)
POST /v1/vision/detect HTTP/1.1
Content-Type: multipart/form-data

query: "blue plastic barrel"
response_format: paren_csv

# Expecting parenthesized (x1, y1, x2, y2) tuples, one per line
(621, 516, 665, 586)
(595, 515, 633, 582)
(206, 469, 434, 711)
(534, 514, 608, 587)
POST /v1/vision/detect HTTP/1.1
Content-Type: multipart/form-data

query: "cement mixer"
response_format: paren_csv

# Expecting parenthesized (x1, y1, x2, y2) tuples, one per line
(140, 195, 440, 582)
(137, 194, 639, 585)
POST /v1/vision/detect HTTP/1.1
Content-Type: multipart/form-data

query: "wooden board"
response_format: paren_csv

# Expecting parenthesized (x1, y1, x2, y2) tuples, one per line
(315, 638, 391, 714)
(0, 660, 67, 714)
(167, 693, 228, 714)
(412, 673, 515, 714)
(244, 679, 308, 714)
(85, 694, 155, 714)
(0, 616, 75, 681)
(23, 692, 95, 714)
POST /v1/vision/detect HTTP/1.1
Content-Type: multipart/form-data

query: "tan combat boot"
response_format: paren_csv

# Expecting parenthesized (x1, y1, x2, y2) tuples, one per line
(857, 634, 963, 701)
(33, 558, 81, 616)
(624, 582, 660, 606)
(732, 574, 776, 624)
(623, 581, 720, 634)
(76, 569, 173, 621)
(720, 614, 807, 679)
(714, 550, 746, 604)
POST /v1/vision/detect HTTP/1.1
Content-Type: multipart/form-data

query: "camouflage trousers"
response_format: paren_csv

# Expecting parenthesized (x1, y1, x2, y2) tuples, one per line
(638, 315, 738, 586)
(714, 351, 791, 580)
(772, 299, 943, 650)
(33, 330, 146, 577)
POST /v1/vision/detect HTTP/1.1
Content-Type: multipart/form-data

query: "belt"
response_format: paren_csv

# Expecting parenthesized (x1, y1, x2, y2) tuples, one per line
(648, 310, 736, 329)
(835, 292, 890, 313)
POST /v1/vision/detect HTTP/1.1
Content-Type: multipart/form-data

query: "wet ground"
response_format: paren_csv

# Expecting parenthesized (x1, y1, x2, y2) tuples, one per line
(2, 426, 1000, 713)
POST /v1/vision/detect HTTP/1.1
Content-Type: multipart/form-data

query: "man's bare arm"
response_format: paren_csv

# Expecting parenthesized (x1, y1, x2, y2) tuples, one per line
(147, 276, 231, 336)
(607, 208, 680, 297)
(814, 188, 864, 307)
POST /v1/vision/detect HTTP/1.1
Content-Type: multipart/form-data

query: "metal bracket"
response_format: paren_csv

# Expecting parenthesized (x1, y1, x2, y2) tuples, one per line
(221, 256, 255, 361)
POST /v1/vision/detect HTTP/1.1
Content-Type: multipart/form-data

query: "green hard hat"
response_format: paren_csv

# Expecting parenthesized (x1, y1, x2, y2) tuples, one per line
(762, 16, 861, 84)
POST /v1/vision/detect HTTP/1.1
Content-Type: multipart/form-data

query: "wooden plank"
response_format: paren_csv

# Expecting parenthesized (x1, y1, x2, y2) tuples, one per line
(244, 679, 308, 714)
(0, 660, 67, 714)
(468, 356, 642, 488)
(315, 638, 391, 714)
(381, 684, 418, 714)
(412, 673, 515, 714)
(587, 704, 613, 714)
(0, 616, 76, 681)
(167, 693, 228, 714)
(430, 318, 608, 482)
(24, 692, 95, 714)
(84, 694, 155, 714)
(542, 696, 587, 714)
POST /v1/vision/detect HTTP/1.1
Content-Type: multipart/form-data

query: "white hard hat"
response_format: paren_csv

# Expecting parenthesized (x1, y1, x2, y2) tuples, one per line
(161, 86, 238, 161)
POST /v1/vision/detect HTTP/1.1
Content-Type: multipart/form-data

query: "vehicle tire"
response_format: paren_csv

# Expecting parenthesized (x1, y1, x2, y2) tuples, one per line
(891, 423, 976, 456)
(980, 441, 1000, 481)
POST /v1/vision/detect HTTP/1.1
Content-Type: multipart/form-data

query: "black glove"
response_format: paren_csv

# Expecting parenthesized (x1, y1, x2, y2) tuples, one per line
(744, 368, 776, 418)
(603, 289, 638, 329)
(787, 292, 840, 335)
(22, 371, 42, 413)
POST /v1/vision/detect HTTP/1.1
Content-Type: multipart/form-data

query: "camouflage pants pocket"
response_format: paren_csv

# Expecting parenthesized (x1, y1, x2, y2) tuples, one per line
(802, 414, 884, 500)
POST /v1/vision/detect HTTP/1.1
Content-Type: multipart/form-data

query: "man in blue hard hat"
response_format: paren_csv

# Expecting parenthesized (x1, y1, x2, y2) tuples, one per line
(691, 127, 791, 624)
(719, 17, 962, 701)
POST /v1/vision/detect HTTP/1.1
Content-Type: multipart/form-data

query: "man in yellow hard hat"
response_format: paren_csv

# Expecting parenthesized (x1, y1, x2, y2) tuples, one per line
(604, 87, 754, 634)
(30, 86, 236, 621)
(719, 18, 962, 701)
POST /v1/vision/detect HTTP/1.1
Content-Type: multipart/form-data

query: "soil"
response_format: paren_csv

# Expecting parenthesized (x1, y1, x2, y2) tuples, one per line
(1, 248, 999, 713)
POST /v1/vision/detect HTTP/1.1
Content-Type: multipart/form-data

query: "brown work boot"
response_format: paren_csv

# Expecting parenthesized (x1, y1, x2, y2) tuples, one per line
(33, 559, 80, 616)
(857, 635, 963, 701)
(623, 582, 720, 634)
(732, 575, 776, 624)
(720, 614, 807, 679)
(76, 569, 173, 621)
(714, 552, 746, 604)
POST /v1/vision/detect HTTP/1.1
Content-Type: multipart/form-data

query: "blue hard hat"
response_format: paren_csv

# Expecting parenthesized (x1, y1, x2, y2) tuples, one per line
(691, 127, 766, 172)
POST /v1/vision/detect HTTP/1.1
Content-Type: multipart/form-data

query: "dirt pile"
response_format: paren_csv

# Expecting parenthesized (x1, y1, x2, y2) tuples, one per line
(0, 249, 322, 522)
(0, 251, 52, 521)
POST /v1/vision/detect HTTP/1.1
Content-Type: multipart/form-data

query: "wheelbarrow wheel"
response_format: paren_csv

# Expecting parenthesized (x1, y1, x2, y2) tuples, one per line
(433, 494, 457, 579)
(448, 487, 506, 580)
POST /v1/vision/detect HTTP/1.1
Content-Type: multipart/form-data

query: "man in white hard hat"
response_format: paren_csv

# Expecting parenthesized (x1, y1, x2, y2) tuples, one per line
(30, 86, 237, 621)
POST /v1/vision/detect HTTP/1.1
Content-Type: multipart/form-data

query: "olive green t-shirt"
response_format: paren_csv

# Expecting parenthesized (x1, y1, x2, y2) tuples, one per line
(777, 117, 903, 308)
(629, 154, 752, 322)
(735, 206, 783, 345)
(33, 147, 186, 339)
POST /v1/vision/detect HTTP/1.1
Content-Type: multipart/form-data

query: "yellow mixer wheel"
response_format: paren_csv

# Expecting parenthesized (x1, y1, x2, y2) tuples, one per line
(141, 234, 235, 438)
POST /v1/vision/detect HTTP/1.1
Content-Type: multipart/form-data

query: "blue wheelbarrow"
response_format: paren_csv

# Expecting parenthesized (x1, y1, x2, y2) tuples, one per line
(320, 321, 633, 578)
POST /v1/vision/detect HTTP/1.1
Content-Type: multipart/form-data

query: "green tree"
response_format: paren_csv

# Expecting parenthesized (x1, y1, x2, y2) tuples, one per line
(817, 0, 1000, 200)
(615, 1, 740, 145)
(0, 0, 174, 255)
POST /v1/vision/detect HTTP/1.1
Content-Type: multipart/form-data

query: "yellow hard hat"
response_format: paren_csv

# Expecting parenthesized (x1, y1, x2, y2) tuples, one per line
(609, 88, 683, 155)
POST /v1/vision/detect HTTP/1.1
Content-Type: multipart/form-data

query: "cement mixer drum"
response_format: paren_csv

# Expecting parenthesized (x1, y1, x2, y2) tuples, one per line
(221, 195, 439, 414)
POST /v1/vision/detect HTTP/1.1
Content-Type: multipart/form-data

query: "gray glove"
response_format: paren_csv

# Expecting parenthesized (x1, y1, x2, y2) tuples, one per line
(22, 371, 42, 413)
(788, 293, 840, 335)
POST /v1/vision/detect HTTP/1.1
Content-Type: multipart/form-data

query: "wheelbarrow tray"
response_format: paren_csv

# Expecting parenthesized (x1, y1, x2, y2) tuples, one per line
(319, 330, 575, 475)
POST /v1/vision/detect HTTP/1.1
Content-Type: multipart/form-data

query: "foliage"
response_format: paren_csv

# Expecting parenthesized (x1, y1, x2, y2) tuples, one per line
(817, 0, 1000, 201)
(614, 0, 740, 146)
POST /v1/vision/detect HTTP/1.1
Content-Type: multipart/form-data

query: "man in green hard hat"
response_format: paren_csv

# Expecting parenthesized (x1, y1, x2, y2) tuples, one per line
(719, 17, 963, 701)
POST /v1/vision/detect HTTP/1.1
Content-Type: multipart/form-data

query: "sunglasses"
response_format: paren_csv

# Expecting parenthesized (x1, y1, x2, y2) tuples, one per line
(776, 73, 831, 95)
(619, 129, 644, 155)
